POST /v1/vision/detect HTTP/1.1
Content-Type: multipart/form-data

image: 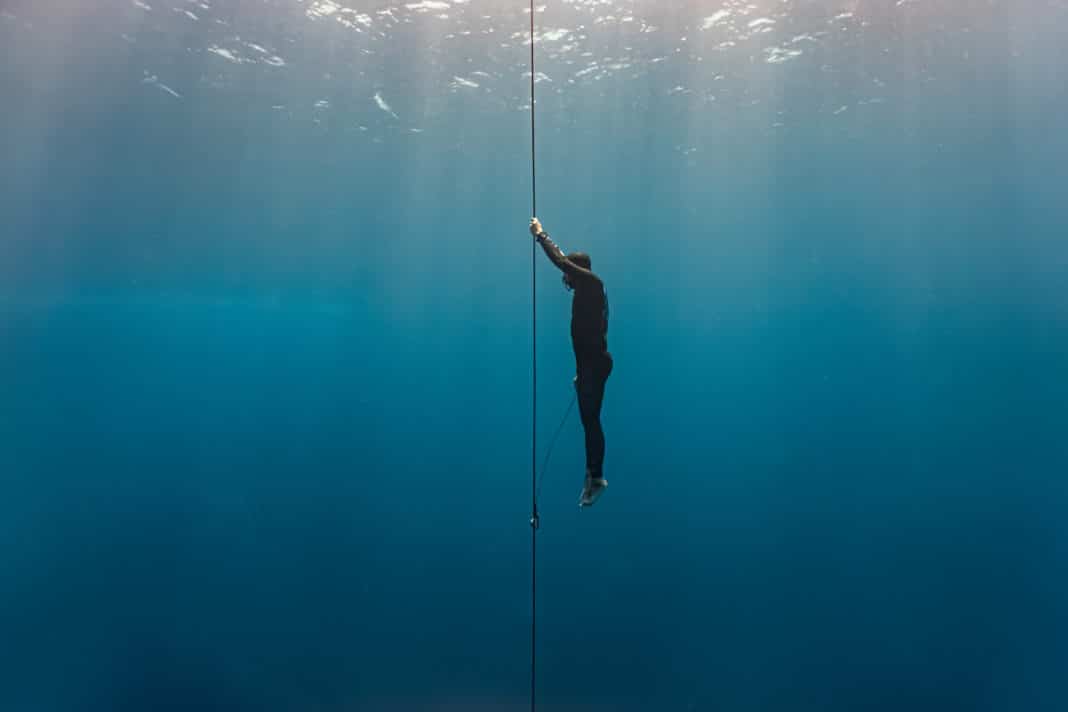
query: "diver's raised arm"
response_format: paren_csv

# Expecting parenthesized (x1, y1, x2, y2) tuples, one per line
(528, 217, 597, 282)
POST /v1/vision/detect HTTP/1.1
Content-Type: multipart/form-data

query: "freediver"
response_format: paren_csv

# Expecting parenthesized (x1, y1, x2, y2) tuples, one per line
(529, 217, 613, 507)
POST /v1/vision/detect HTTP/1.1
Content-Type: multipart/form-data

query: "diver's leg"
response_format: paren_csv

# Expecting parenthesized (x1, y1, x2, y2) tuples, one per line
(576, 360, 611, 507)
(577, 363, 609, 477)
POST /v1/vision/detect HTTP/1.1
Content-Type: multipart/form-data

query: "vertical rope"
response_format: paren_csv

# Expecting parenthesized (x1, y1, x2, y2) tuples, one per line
(528, 2, 538, 711)
(530, 6, 538, 219)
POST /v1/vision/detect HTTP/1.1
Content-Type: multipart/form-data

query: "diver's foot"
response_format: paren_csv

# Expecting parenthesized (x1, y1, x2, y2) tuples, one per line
(579, 475, 608, 508)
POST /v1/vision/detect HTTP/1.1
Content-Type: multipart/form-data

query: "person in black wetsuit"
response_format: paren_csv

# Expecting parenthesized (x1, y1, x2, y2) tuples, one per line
(529, 217, 613, 507)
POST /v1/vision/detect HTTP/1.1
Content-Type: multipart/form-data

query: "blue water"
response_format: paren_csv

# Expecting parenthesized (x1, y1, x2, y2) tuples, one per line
(3, 1, 1068, 710)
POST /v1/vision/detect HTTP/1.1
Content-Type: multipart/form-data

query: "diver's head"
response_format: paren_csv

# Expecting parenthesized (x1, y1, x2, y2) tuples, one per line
(562, 252, 591, 291)
(568, 252, 591, 270)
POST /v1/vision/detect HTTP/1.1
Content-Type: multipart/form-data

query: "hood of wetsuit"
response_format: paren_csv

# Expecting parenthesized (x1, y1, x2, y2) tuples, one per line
(567, 252, 591, 270)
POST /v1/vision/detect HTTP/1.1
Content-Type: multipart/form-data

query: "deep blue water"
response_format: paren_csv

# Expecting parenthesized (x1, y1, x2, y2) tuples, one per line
(2, 1, 1068, 710)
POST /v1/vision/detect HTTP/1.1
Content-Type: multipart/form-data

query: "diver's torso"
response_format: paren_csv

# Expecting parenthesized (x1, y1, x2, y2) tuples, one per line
(571, 279, 609, 367)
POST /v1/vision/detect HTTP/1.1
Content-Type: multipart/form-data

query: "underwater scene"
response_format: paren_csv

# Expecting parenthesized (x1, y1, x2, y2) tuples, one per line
(2, 0, 1068, 710)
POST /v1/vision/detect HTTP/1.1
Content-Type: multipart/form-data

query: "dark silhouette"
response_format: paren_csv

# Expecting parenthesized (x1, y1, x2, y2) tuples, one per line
(530, 217, 613, 507)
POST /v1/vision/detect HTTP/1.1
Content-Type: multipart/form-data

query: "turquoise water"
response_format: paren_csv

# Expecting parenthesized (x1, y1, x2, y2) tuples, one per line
(2, 1, 1068, 709)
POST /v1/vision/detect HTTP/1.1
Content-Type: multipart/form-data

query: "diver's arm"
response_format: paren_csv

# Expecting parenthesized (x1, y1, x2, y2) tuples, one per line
(529, 218, 597, 282)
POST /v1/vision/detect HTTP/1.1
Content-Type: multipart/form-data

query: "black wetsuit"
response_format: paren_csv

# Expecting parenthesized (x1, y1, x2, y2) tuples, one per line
(537, 232, 613, 478)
